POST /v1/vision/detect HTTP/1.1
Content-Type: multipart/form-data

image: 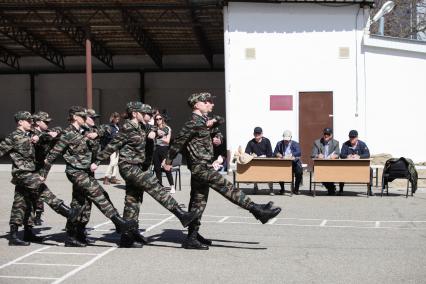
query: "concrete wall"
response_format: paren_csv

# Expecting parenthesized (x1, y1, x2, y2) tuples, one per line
(0, 72, 225, 142)
(224, 2, 369, 158)
(145, 72, 226, 138)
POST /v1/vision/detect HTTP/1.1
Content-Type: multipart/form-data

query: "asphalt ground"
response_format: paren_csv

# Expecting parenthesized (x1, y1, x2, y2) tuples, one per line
(0, 165, 426, 284)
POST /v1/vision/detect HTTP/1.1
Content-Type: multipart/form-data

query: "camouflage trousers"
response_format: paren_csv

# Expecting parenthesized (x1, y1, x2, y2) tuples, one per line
(65, 171, 114, 232)
(188, 163, 253, 230)
(10, 171, 65, 226)
(119, 163, 179, 222)
(65, 168, 118, 219)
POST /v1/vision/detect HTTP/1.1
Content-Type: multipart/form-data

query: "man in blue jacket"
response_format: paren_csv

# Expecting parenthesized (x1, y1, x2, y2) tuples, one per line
(273, 130, 303, 195)
(339, 130, 372, 195)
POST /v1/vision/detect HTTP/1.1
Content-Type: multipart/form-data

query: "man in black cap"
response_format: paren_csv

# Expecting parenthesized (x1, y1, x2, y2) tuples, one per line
(311, 128, 340, 195)
(245, 126, 274, 195)
(339, 129, 372, 195)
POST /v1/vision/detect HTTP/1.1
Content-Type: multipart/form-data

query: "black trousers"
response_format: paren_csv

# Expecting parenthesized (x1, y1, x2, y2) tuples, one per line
(153, 145, 174, 186)
(279, 161, 303, 191)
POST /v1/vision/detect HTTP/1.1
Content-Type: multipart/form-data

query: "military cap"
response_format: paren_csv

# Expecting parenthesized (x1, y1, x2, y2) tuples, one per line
(69, 106, 87, 117)
(140, 104, 153, 114)
(127, 101, 153, 114)
(33, 111, 52, 122)
(14, 111, 32, 122)
(86, 108, 100, 118)
(126, 101, 143, 113)
(187, 92, 215, 108)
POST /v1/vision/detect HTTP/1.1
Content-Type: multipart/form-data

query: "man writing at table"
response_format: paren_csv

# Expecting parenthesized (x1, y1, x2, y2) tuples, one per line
(339, 130, 372, 196)
(273, 130, 303, 195)
(311, 128, 340, 195)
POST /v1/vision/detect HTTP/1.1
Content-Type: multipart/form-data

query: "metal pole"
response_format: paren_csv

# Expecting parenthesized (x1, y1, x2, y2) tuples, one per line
(30, 73, 35, 113)
(85, 35, 93, 109)
(379, 17, 384, 35)
(139, 71, 145, 102)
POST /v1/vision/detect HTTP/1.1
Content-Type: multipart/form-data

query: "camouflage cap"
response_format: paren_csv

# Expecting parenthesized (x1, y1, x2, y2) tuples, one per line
(140, 104, 153, 114)
(126, 101, 143, 113)
(14, 111, 33, 122)
(86, 108, 100, 118)
(69, 106, 87, 117)
(187, 92, 215, 108)
(33, 111, 52, 122)
(126, 101, 153, 114)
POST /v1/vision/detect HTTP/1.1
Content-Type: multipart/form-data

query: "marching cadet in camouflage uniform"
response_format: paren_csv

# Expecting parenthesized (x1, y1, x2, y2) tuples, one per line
(95, 102, 199, 248)
(1, 111, 81, 246)
(43, 106, 137, 247)
(31, 111, 62, 225)
(163, 92, 282, 250)
(65, 108, 111, 245)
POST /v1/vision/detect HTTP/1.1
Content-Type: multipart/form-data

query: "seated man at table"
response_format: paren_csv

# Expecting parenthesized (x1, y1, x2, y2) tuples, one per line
(245, 126, 274, 195)
(273, 130, 303, 195)
(311, 128, 340, 195)
(339, 129, 372, 195)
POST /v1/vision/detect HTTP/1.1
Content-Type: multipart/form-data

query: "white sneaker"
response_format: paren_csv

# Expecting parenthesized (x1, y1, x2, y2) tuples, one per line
(170, 185, 176, 194)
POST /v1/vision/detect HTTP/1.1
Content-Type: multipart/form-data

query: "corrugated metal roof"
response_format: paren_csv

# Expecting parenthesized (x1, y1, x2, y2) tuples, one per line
(0, 0, 373, 71)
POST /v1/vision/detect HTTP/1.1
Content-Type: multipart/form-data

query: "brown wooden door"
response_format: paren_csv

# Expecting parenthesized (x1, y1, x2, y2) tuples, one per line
(299, 92, 333, 168)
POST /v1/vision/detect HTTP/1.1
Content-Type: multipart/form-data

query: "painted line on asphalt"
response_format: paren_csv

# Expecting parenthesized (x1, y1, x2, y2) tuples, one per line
(320, 220, 327, 227)
(15, 262, 80, 267)
(36, 252, 99, 256)
(267, 218, 277, 225)
(52, 215, 175, 284)
(0, 275, 59, 280)
(0, 246, 51, 270)
(51, 247, 116, 284)
(92, 220, 112, 229)
(375, 221, 381, 228)
(218, 216, 230, 223)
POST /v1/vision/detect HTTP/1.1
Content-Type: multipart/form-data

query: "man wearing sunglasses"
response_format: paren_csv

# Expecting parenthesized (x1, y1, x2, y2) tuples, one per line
(311, 127, 340, 195)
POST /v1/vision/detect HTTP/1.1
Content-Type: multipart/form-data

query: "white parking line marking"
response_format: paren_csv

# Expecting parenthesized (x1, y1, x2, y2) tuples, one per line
(15, 262, 80, 267)
(92, 221, 112, 229)
(36, 252, 99, 256)
(375, 221, 380, 228)
(267, 218, 277, 225)
(218, 216, 229, 223)
(51, 247, 116, 284)
(320, 220, 327, 227)
(0, 246, 51, 270)
(52, 215, 175, 284)
(0, 275, 59, 280)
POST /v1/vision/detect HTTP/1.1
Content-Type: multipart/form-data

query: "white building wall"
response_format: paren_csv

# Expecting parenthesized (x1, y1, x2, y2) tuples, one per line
(363, 37, 426, 162)
(224, 3, 368, 155)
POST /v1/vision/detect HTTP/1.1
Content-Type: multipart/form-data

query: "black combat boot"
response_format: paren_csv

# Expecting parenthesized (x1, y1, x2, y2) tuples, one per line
(75, 224, 94, 245)
(8, 224, 30, 246)
(131, 227, 149, 245)
(182, 228, 209, 250)
(65, 226, 86, 247)
(197, 233, 212, 246)
(111, 214, 138, 234)
(34, 211, 43, 226)
(56, 203, 82, 223)
(171, 206, 199, 228)
(119, 232, 143, 248)
(248, 202, 282, 224)
(23, 226, 44, 243)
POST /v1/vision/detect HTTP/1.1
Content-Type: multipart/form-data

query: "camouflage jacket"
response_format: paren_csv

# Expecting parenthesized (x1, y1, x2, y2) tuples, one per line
(45, 124, 93, 171)
(33, 127, 61, 170)
(82, 124, 108, 162)
(0, 128, 36, 175)
(166, 113, 224, 167)
(97, 119, 152, 165)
